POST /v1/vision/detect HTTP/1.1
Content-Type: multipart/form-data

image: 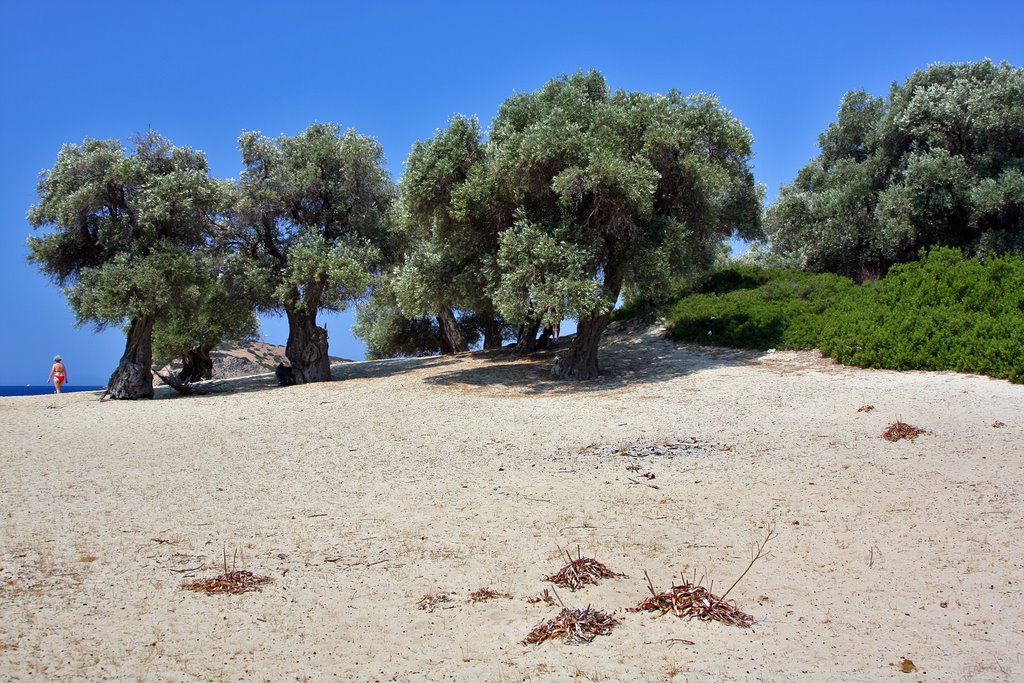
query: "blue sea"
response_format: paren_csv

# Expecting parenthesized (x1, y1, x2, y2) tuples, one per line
(0, 386, 105, 397)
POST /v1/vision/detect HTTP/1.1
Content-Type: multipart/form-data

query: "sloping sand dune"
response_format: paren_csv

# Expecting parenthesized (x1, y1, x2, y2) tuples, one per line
(2, 324, 1022, 681)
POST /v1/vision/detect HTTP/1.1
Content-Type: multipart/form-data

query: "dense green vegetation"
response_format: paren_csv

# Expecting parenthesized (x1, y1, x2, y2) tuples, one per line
(28, 61, 1024, 396)
(627, 248, 1024, 383)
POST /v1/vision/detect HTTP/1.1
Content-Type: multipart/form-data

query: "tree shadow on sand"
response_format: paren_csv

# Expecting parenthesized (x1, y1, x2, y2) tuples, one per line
(151, 355, 461, 398)
(421, 324, 765, 396)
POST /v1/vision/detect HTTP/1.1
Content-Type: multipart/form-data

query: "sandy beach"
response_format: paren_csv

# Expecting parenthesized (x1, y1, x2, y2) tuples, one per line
(2, 323, 1022, 681)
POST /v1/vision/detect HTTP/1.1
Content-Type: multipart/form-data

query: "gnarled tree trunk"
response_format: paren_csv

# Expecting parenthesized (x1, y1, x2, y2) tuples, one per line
(107, 315, 156, 399)
(551, 312, 609, 380)
(285, 308, 331, 383)
(178, 343, 214, 384)
(437, 307, 468, 355)
(514, 319, 541, 354)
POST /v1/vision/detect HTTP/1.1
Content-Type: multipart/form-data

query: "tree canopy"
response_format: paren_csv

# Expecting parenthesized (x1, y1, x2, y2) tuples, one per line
(388, 114, 507, 353)
(151, 252, 260, 383)
(765, 60, 1024, 278)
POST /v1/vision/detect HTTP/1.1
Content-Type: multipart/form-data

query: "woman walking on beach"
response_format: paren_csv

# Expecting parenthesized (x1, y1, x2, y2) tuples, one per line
(47, 355, 68, 393)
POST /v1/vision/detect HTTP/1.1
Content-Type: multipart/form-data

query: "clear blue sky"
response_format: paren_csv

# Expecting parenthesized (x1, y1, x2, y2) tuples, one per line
(2, 1, 1021, 385)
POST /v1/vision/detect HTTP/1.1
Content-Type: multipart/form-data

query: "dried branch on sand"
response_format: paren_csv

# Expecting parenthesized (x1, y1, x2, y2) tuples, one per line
(181, 548, 271, 595)
(882, 421, 925, 441)
(467, 587, 512, 603)
(546, 546, 625, 591)
(523, 606, 620, 645)
(631, 523, 777, 628)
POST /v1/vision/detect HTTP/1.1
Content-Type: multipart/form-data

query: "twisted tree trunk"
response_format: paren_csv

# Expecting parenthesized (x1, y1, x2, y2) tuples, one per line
(106, 315, 156, 399)
(285, 308, 331, 383)
(437, 307, 468, 355)
(178, 343, 214, 384)
(551, 312, 609, 380)
(551, 269, 623, 381)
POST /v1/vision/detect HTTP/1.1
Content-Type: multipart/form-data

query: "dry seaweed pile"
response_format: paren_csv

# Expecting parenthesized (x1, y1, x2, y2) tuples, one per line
(546, 547, 625, 591)
(468, 587, 511, 603)
(523, 606, 620, 645)
(630, 572, 753, 627)
(882, 421, 926, 441)
(182, 570, 271, 595)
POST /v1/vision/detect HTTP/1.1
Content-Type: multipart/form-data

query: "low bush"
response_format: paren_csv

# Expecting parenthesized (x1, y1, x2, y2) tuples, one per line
(818, 248, 1024, 382)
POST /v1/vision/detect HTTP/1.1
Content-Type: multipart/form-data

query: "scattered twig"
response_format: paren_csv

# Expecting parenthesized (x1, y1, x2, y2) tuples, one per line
(630, 522, 776, 628)
(666, 638, 696, 646)
(630, 570, 753, 628)
(527, 588, 558, 606)
(857, 404, 874, 413)
(170, 564, 206, 573)
(417, 592, 455, 612)
(546, 546, 626, 591)
(523, 605, 620, 645)
(721, 521, 777, 600)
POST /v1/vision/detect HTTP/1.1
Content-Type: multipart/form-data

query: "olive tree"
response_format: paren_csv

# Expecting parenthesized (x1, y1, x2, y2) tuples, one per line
(234, 123, 394, 382)
(488, 72, 761, 379)
(28, 132, 226, 399)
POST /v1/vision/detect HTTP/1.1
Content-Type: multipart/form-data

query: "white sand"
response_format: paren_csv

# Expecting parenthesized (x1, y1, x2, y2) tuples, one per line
(2, 324, 1022, 681)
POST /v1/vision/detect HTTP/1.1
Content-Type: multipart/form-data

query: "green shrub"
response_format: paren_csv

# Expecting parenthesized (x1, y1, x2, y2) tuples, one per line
(661, 268, 856, 350)
(643, 249, 1024, 383)
(818, 248, 1024, 382)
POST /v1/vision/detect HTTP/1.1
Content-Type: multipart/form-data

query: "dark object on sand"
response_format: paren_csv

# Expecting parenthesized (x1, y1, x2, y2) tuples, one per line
(523, 605, 620, 645)
(467, 587, 512, 603)
(882, 420, 925, 441)
(536, 326, 553, 351)
(182, 569, 272, 595)
(276, 363, 296, 386)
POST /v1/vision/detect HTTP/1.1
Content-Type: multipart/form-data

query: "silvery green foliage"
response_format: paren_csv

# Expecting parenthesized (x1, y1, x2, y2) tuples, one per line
(234, 123, 394, 315)
(151, 252, 261, 365)
(27, 132, 225, 329)
(394, 114, 500, 322)
(494, 217, 609, 325)
(485, 71, 761, 325)
(766, 60, 1024, 278)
